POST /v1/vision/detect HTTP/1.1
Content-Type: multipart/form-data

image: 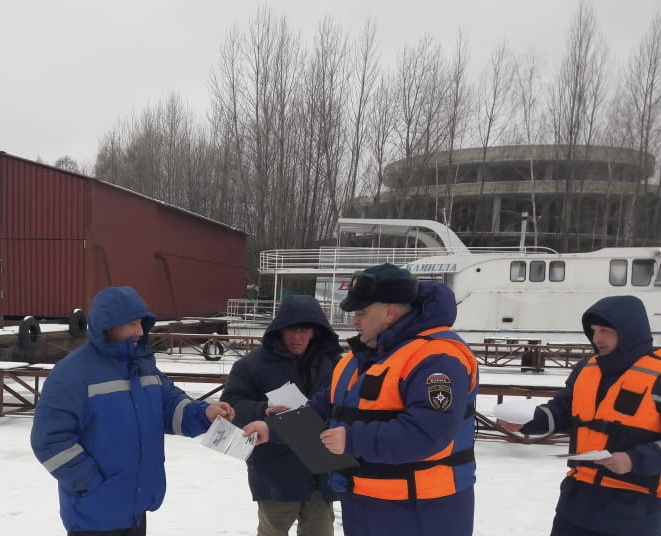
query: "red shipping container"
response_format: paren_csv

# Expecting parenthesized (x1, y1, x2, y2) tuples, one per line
(0, 151, 246, 322)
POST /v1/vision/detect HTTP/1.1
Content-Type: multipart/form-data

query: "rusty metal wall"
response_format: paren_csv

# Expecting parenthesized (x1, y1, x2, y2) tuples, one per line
(0, 152, 246, 321)
(87, 181, 246, 319)
(87, 179, 246, 320)
(0, 153, 86, 318)
(152, 202, 247, 319)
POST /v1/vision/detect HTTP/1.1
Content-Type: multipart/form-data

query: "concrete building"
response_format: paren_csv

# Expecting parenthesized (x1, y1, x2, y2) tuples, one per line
(349, 145, 660, 252)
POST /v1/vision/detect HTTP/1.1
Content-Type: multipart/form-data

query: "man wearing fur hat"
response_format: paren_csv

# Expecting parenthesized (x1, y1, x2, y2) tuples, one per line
(499, 295, 661, 536)
(222, 295, 342, 536)
(246, 263, 479, 536)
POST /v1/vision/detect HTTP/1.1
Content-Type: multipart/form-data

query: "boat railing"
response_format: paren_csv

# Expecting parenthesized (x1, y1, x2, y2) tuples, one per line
(464, 245, 560, 255)
(259, 247, 450, 271)
(226, 298, 352, 325)
(259, 245, 559, 271)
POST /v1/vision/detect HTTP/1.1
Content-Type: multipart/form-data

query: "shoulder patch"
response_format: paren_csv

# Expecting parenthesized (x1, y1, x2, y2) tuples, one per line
(428, 384, 452, 412)
(426, 373, 451, 385)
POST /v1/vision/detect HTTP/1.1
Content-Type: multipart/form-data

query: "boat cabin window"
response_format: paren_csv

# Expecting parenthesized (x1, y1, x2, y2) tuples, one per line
(510, 261, 526, 282)
(529, 261, 546, 282)
(656, 264, 661, 287)
(549, 260, 565, 282)
(609, 259, 628, 286)
(632, 259, 655, 286)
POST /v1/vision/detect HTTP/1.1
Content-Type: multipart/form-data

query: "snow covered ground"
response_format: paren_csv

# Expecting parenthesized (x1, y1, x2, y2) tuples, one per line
(0, 358, 571, 535)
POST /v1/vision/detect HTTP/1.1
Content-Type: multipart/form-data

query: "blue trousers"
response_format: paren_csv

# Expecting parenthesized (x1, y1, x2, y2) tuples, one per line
(550, 513, 608, 536)
(339, 487, 474, 536)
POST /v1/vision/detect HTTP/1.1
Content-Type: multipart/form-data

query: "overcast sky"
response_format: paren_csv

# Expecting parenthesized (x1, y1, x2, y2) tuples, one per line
(1, 0, 659, 168)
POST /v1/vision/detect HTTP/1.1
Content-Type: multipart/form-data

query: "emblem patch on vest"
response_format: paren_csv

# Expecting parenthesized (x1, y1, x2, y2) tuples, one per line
(427, 373, 452, 412)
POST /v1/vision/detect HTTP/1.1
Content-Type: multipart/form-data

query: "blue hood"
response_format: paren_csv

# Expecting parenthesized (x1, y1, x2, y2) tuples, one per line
(87, 286, 157, 358)
(581, 295, 653, 373)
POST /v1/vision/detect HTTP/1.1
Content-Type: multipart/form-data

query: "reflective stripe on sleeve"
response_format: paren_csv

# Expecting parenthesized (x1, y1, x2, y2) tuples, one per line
(540, 405, 555, 433)
(631, 365, 661, 378)
(88, 380, 130, 397)
(140, 375, 162, 387)
(88, 375, 162, 398)
(42, 443, 84, 473)
(172, 398, 192, 436)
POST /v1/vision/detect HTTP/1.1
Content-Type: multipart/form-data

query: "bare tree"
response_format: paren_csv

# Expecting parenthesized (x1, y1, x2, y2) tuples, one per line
(472, 40, 514, 239)
(364, 74, 396, 205)
(510, 53, 548, 246)
(269, 17, 305, 247)
(207, 7, 352, 264)
(618, 13, 661, 244)
(392, 35, 448, 217)
(443, 32, 471, 226)
(302, 16, 350, 239)
(94, 94, 218, 222)
(208, 24, 252, 232)
(550, 1, 608, 251)
(244, 7, 277, 251)
(344, 19, 379, 213)
(209, 7, 310, 260)
(91, 8, 661, 271)
(53, 155, 81, 173)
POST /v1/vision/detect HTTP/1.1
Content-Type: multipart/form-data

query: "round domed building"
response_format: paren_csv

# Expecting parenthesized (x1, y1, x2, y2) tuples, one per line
(349, 145, 660, 252)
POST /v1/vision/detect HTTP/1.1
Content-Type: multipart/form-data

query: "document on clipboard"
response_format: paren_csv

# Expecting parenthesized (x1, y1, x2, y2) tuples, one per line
(266, 381, 308, 409)
(266, 405, 360, 474)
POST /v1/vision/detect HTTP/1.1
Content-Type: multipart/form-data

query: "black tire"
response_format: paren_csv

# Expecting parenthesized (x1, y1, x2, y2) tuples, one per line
(68, 309, 88, 339)
(202, 338, 225, 361)
(18, 316, 41, 352)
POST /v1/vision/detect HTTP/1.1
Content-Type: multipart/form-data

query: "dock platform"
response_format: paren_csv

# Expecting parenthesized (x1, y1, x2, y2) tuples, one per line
(1, 347, 572, 444)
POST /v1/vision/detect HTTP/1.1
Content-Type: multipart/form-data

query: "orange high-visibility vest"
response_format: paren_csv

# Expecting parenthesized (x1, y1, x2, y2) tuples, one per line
(330, 327, 478, 500)
(569, 351, 661, 496)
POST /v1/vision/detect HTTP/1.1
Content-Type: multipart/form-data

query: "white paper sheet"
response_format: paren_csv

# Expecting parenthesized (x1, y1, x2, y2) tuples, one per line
(266, 381, 308, 409)
(556, 450, 612, 461)
(493, 398, 540, 425)
(201, 416, 257, 460)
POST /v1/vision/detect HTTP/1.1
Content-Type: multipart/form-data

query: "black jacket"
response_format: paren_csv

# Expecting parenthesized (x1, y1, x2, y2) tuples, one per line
(221, 295, 342, 502)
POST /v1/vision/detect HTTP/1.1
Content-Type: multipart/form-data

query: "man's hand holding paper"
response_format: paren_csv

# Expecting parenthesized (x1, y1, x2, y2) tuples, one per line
(244, 420, 270, 445)
(202, 416, 257, 460)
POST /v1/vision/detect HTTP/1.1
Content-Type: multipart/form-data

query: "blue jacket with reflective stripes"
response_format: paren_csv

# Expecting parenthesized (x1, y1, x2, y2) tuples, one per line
(30, 286, 212, 532)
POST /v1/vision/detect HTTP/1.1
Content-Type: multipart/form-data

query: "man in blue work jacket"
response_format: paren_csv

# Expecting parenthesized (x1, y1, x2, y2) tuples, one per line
(31, 286, 234, 535)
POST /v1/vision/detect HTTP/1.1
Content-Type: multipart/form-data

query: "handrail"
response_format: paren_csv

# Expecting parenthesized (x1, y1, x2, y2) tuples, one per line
(259, 247, 449, 271)
(259, 245, 559, 271)
(226, 299, 352, 325)
(149, 331, 593, 369)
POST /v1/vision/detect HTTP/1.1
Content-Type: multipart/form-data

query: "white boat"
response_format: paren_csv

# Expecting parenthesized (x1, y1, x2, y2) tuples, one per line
(227, 218, 661, 347)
